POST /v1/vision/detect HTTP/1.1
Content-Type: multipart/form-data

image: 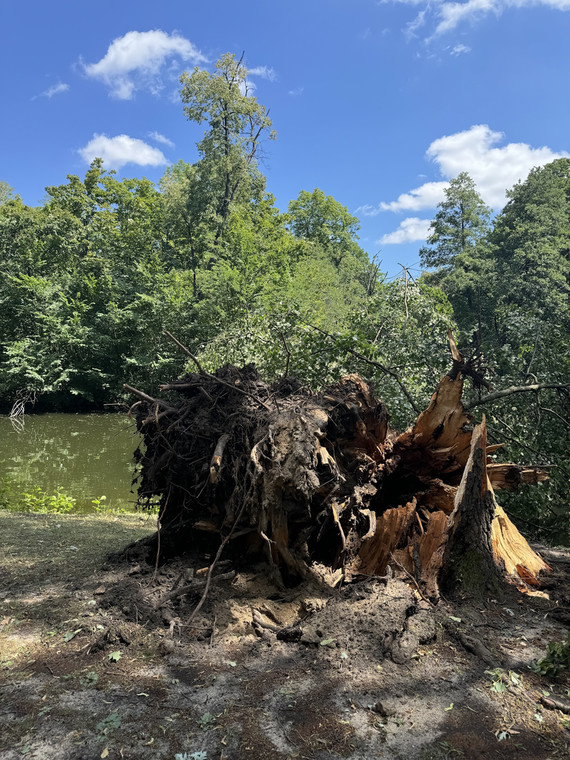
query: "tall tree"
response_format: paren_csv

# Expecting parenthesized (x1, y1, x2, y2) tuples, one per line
(0, 180, 15, 206)
(288, 188, 365, 264)
(491, 158, 570, 327)
(419, 172, 493, 331)
(179, 53, 275, 246)
(419, 172, 491, 271)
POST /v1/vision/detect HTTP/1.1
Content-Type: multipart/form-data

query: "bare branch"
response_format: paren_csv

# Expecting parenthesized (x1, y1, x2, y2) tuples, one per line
(464, 382, 569, 411)
(164, 330, 272, 412)
(302, 319, 421, 414)
(164, 330, 205, 373)
(123, 384, 175, 411)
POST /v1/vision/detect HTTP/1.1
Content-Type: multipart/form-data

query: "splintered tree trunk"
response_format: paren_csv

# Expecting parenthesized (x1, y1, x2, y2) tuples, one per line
(126, 332, 550, 600)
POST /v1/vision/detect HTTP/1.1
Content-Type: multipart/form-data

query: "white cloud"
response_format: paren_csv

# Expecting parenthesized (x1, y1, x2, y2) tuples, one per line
(248, 65, 277, 81)
(239, 79, 256, 96)
(32, 82, 69, 100)
(148, 131, 175, 148)
(358, 181, 447, 215)
(388, 0, 570, 39)
(379, 217, 432, 244)
(374, 124, 568, 244)
(433, 0, 497, 37)
(377, 125, 567, 217)
(288, 86, 304, 96)
(380, 181, 449, 212)
(425, 124, 568, 207)
(406, 9, 428, 38)
(41, 82, 69, 98)
(450, 43, 471, 54)
(78, 134, 168, 169)
(83, 30, 206, 99)
(239, 65, 277, 96)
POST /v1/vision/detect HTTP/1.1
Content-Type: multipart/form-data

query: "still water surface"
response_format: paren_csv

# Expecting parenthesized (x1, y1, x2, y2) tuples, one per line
(0, 414, 141, 512)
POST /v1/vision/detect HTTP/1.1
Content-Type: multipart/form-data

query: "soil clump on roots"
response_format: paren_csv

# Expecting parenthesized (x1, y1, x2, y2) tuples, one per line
(122, 332, 550, 607)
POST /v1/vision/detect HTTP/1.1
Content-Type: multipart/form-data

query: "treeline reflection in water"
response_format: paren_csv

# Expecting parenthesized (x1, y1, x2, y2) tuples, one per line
(0, 414, 141, 512)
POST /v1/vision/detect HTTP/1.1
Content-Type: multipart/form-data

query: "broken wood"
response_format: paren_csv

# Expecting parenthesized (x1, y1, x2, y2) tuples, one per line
(127, 333, 550, 601)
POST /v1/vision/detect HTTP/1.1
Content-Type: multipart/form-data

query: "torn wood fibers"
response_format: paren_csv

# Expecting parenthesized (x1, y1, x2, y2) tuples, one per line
(128, 331, 550, 600)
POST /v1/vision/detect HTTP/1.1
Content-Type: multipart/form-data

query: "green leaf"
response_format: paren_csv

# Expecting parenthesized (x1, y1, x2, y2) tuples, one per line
(108, 650, 122, 662)
(96, 712, 121, 734)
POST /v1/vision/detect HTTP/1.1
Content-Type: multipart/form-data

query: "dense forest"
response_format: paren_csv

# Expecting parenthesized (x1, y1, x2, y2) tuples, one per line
(0, 54, 568, 539)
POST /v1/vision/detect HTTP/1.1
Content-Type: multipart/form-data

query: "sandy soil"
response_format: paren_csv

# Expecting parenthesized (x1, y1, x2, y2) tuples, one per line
(1, 511, 569, 760)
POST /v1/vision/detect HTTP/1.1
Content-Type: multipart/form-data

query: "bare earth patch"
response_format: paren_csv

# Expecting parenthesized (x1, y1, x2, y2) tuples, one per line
(1, 511, 569, 760)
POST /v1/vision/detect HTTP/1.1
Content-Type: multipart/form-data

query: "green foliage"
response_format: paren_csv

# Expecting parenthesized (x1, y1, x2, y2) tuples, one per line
(0, 179, 15, 205)
(198, 278, 455, 430)
(491, 158, 570, 327)
(532, 633, 570, 677)
(14, 486, 75, 514)
(179, 53, 274, 247)
(288, 188, 368, 268)
(419, 166, 570, 538)
(420, 172, 491, 271)
(419, 172, 493, 331)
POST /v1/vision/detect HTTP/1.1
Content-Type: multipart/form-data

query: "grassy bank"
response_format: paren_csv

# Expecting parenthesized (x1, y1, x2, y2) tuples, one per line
(1, 510, 155, 593)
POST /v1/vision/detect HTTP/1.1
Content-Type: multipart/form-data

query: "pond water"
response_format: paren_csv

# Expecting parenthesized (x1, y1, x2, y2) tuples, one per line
(0, 413, 142, 512)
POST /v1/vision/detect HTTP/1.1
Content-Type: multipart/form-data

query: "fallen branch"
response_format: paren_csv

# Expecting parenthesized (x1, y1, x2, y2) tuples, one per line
(302, 319, 421, 414)
(539, 695, 570, 715)
(163, 330, 272, 412)
(123, 384, 175, 411)
(210, 433, 231, 484)
(154, 571, 236, 609)
(164, 329, 205, 374)
(464, 383, 570, 411)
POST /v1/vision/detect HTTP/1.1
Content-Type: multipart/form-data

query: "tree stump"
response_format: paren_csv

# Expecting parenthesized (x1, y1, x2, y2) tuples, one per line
(126, 333, 550, 600)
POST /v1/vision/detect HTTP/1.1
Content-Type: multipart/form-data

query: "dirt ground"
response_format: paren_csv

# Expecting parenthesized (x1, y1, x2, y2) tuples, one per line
(1, 511, 569, 760)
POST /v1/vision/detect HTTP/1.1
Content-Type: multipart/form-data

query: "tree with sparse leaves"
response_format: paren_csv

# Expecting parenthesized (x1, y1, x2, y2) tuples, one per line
(179, 53, 275, 247)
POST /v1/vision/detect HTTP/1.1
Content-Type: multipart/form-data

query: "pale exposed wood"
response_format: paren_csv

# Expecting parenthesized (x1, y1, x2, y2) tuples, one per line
(491, 504, 550, 583)
(356, 500, 417, 576)
(210, 433, 230, 484)
(412, 374, 473, 469)
(488, 463, 549, 490)
(129, 331, 553, 600)
(485, 443, 505, 455)
(418, 479, 457, 515)
(417, 510, 451, 599)
(448, 327, 463, 364)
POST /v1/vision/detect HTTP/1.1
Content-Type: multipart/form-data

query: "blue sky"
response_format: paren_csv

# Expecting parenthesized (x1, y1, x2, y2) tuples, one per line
(2, 0, 569, 275)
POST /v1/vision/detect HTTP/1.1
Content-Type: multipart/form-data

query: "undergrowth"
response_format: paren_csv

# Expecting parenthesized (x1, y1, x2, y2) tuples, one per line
(532, 633, 570, 677)
(0, 477, 133, 515)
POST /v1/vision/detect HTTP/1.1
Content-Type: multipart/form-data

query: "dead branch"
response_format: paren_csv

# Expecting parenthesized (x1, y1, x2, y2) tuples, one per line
(123, 384, 175, 411)
(302, 319, 421, 414)
(154, 571, 236, 609)
(163, 330, 272, 411)
(539, 695, 570, 714)
(210, 433, 231, 483)
(163, 330, 205, 373)
(464, 383, 570, 411)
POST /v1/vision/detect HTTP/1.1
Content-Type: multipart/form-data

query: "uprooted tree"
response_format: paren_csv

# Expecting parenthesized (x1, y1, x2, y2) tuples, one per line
(125, 331, 551, 601)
